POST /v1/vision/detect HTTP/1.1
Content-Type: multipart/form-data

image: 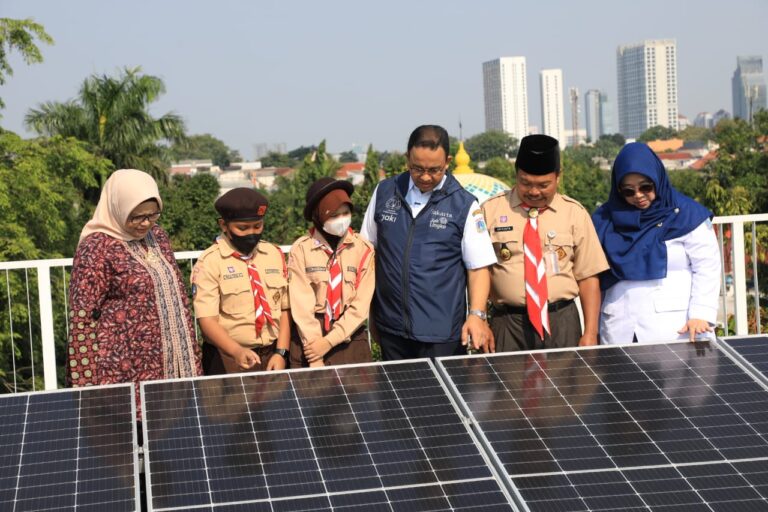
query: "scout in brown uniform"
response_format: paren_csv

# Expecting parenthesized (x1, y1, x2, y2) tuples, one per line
(482, 134, 609, 351)
(288, 178, 375, 367)
(192, 188, 291, 374)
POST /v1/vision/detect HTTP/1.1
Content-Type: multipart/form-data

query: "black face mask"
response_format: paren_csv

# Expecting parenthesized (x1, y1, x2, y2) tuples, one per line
(228, 232, 261, 255)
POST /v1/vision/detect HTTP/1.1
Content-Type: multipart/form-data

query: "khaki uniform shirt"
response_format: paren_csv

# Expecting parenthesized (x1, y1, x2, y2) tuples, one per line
(192, 237, 289, 348)
(288, 230, 375, 347)
(482, 189, 609, 306)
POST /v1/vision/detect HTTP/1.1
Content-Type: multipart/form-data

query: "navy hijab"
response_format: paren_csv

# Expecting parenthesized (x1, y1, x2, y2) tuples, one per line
(591, 142, 712, 291)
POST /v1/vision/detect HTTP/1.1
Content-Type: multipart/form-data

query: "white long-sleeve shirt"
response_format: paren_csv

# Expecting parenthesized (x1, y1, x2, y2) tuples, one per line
(600, 220, 721, 344)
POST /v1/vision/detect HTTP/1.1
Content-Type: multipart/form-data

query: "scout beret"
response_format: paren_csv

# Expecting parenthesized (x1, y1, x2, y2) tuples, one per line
(215, 188, 269, 221)
(303, 178, 354, 221)
(515, 134, 561, 175)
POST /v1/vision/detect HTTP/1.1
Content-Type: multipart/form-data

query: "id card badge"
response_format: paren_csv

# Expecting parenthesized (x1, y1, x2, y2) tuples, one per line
(544, 230, 560, 276)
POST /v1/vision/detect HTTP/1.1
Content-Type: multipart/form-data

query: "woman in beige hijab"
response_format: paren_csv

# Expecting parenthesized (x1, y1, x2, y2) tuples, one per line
(67, 169, 201, 418)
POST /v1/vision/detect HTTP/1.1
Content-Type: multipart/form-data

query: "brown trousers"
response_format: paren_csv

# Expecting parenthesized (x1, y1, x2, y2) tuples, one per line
(490, 301, 582, 352)
(290, 315, 372, 368)
(202, 341, 278, 375)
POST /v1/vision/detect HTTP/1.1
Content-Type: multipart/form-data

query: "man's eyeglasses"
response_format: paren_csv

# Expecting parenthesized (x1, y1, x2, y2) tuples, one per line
(127, 212, 162, 225)
(409, 165, 446, 176)
(619, 183, 654, 198)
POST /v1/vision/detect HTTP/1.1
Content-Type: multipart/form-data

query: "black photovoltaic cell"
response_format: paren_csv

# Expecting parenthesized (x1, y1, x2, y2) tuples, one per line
(141, 361, 514, 511)
(0, 384, 138, 512)
(438, 341, 768, 511)
(720, 336, 768, 380)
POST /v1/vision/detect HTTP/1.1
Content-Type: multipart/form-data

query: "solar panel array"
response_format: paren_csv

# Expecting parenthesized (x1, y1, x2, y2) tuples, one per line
(438, 341, 768, 511)
(140, 361, 515, 511)
(0, 383, 139, 512)
(720, 335, 768, 384)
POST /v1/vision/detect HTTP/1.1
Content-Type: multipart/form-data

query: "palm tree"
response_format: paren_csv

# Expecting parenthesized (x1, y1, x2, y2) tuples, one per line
(25, 66, 186, 181)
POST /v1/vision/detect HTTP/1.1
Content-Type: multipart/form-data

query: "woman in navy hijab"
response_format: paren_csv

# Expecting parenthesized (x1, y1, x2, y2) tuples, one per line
(592, 142, 721, 344)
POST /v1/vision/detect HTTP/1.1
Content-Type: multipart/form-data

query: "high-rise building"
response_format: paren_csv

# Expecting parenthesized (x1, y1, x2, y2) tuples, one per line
(482, 57, 529, 140)
(616, 39, 679, 139)
(585, 89, 602, 142)
(732, 56, 767, 123)
(599, 93, 615, 135)
(539, 69, 565, 145)
(694, 112, 713, 128)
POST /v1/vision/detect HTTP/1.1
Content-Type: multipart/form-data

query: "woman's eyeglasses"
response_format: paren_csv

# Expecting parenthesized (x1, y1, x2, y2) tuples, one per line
(127, 212, 162, 225)
(619, 183, 654, 197)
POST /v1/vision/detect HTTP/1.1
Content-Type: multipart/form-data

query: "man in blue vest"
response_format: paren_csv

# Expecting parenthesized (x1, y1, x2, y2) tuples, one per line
(360, 125, 497, 360)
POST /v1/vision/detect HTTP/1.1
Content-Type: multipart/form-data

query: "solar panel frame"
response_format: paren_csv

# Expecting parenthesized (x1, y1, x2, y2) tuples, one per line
(718, 335, 768, 387)
(0, 382, 140, 512)
(140, 359, 518, 512)
(437, 340, 768, 511)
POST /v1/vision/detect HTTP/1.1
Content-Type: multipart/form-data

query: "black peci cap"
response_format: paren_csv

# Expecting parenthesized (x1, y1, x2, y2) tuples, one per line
(303, 178, 354, 221)
(515, 134, 561, 175)
(215, 188, 269, 221)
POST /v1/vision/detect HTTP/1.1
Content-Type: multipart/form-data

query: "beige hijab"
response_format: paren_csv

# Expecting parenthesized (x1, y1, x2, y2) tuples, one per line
(80, 169, 164, 242)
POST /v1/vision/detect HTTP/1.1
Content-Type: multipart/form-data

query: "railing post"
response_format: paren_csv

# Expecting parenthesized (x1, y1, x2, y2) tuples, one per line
(37, 265, 58, 390)
(732, 221, 749, 335)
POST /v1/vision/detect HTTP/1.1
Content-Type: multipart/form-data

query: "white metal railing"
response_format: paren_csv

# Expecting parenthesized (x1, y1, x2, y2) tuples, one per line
(1, 215, 767, 393)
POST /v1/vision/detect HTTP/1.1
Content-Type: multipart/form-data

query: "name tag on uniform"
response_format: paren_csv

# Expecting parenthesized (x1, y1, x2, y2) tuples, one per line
(305, 266, 326, 273)
(265, 268, 280, 274)
(494, 226, 513, 232)
(346, 266, 358, 273)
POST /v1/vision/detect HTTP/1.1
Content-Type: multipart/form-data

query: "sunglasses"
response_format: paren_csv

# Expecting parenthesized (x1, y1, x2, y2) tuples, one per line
(619, 183, 654, 197)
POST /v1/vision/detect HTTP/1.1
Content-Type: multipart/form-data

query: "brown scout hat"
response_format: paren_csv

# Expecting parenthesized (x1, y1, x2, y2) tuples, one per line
(303, 178, 354, 221)
(214, 188, 269, 221)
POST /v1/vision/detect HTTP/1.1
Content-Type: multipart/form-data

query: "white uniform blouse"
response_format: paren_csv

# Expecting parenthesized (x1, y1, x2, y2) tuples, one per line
(600, 220, 721, 344)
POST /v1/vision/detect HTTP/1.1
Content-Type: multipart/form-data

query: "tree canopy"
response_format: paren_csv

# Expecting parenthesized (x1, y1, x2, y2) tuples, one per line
(464, 131, 518, 161)
(0, 18, 53, 111)
(637, 125, 679, 142)
(170, 133, 240, 168)
(25, 66, 186, 182)
(338, 150, 358, 163)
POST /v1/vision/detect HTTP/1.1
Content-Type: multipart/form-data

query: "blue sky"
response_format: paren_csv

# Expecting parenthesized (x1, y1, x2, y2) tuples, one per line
(2, 0, 766, 158)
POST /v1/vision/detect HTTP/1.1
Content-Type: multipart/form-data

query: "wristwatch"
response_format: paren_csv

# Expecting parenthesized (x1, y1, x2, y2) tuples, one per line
(274, 348, 289, 359)
(468, 309, 488, 321)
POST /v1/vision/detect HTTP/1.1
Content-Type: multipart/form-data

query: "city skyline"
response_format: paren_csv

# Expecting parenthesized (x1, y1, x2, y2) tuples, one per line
(2, 0, 767, 157)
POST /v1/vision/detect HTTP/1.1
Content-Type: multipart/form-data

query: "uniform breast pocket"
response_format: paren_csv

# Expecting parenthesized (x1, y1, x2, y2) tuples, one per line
(220, 279, 254, 315)
(490, 232, 520, 264)
(264, 274, 288, 312)
(342, 269, 358, 301)
(547, 233, 575, 275)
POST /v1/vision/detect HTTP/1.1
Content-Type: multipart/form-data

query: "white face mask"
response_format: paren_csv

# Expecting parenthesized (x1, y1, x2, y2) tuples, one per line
(323, 214, 352, 237)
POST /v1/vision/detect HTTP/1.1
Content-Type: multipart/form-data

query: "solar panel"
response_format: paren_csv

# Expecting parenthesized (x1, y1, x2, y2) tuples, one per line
(141, 360, 516, 511)
(719, 335, 768, 384)
(0, 383, 139, 512)
(437, 341, 768, 511)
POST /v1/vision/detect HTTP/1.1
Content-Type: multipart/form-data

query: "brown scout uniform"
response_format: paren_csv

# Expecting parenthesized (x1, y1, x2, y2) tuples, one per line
(482, 189, 609, 349)
(288, 229, 375, 367)
(193, 236, 289, 371)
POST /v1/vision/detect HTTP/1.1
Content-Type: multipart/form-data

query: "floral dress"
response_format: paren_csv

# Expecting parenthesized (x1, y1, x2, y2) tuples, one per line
(67, 225, 202, 418)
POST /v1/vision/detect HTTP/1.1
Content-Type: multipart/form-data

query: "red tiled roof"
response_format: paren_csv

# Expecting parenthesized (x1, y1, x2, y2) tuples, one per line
(657, 152, 694, 160)
(690, 151, 718, 171)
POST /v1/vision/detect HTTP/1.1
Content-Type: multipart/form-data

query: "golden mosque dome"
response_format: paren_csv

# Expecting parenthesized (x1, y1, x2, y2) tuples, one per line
(453, 141, 511, 204)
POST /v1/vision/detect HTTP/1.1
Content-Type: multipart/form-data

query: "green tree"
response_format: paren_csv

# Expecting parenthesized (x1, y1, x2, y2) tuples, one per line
(171, 133, 240, 168)
(0, 18, 53, 110)
(288, 145, 317, 161)
(669, 169, 706, 204)
(352, 145, 380, 230)
(599, 133, 626, 147)
(481, 157, 515, 186)
(338, 150, 358, 163)
(638, 125, 679, 142)
(559, 151, 610, 213)
(381, 151, 407, 179)
(464, 131, 518, 162)
(159, 173, 221, 251)
(25, 66, 186, 182)
(679, 125, 714, 142)
(265, 140, 341, 245)
(260, 151, 294, 168)
(0, 129, 112, 392)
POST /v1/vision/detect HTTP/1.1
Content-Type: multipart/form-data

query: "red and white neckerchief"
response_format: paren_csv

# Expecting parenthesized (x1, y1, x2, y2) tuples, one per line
(320, 243, 346, 331)
(232, 251, 275, 335)
(521, 204, 549, 339)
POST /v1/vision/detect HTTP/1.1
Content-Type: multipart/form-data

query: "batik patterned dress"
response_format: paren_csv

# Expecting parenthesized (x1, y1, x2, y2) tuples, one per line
(67, 225, 202, 417)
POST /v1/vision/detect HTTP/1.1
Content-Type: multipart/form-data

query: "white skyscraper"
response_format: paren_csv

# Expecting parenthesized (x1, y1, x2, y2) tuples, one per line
(482, 57, 529, 140)
(616, 39, 679, 139)
(539, 69, 565, 145)
(732, 56, 767, 123)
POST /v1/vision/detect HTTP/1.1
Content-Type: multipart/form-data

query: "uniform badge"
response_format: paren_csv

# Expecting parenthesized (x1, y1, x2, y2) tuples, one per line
(528, 208, 538, 219)
(500, 244, 512, 261)
(557, 247, 567, 260)
(500, 216, 508, 223)
(227, 266, 235, 273)
(273, 291, 280, 303)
